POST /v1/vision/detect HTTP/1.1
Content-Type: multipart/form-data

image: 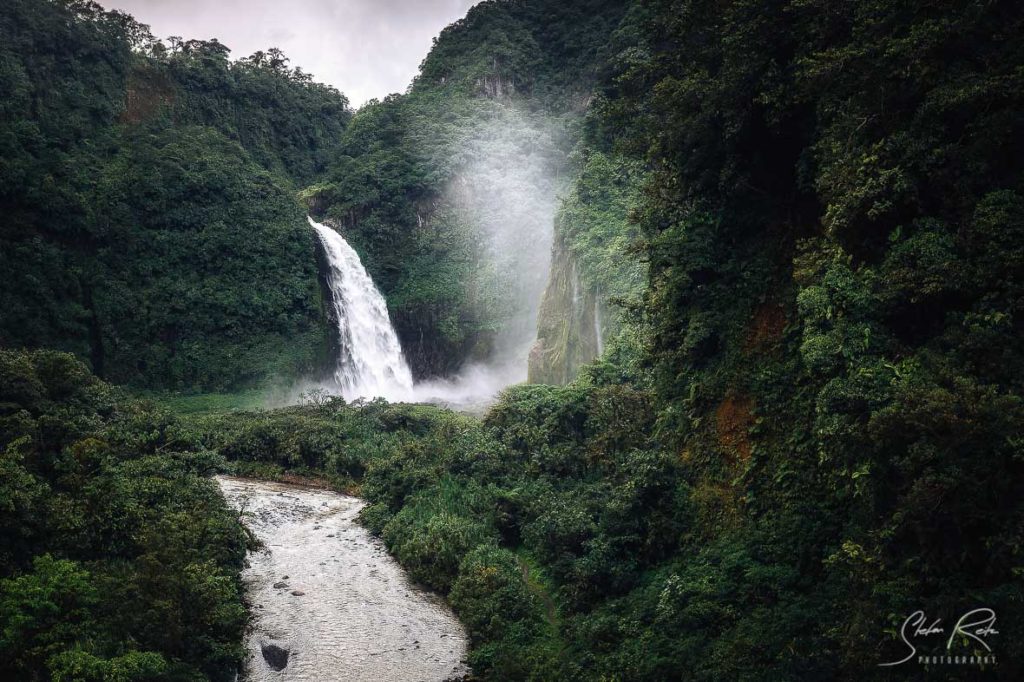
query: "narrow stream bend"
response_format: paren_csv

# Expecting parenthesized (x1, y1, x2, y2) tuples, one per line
(217, 476, 469, 681)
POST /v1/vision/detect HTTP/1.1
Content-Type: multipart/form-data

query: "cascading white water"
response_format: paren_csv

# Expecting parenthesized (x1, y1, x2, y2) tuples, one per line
(310, 217, 414, 402)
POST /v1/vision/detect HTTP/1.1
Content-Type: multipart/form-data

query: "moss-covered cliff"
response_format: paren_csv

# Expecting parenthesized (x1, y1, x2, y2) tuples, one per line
(309, 0, 631, 378)
(529, 147, 647, 384)
(528, 234, 603, 384)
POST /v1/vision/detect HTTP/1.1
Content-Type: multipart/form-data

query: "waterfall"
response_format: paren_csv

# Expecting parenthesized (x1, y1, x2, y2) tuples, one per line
(310, 217, 413, 401)
(594, 293, 604, 357)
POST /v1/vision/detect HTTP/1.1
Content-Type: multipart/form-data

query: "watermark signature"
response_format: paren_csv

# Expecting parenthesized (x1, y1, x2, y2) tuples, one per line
(880, 608, 998, 667)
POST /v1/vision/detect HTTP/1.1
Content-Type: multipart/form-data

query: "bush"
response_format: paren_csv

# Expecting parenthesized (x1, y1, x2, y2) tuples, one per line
(0, 351, 247, 681)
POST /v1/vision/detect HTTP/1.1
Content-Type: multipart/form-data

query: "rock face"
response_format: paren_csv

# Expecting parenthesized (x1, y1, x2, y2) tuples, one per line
(529, 233, 604, 385)
(120, 65, 176, 125)
(261, 643, 290, 671)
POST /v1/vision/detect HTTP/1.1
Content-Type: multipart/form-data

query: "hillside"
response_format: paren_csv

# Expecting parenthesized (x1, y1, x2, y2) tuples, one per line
(0, 0, 350, 390)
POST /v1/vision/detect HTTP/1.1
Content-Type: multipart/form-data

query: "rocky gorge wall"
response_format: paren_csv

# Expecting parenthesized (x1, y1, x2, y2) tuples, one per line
(528, 233, 606, 384)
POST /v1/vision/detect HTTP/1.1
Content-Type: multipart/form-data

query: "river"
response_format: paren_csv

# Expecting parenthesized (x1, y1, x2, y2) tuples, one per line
(217, 476, 469, 681)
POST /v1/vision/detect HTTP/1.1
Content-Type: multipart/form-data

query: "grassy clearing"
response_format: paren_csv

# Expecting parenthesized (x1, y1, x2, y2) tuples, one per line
(144, 389, 269, 415)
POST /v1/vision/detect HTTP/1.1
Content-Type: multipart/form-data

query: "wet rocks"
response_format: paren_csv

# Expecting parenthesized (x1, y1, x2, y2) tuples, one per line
(291, 589, 305, 596)
(261, 643, 290, 671)
(273, 581, 288, 589)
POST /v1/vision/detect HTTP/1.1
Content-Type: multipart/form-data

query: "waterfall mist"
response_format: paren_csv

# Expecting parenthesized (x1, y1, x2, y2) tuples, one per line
(408, 106, 564, 408)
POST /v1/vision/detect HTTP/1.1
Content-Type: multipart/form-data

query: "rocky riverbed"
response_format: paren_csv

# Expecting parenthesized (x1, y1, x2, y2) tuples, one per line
(217, 476, 469, 681)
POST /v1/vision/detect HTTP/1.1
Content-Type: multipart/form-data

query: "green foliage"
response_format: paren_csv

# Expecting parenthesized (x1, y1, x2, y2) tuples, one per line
(4, 0, 1024, 680)
(592, 0, 1024, 678)
(450, 546, 554, 674)
(0, 0, 348, 391)
(164, 44, 350, 184)
(0, 350, 248, 681)
(556, 150, 646, 302)
(0, 555, 104, 678)
(87, 126, 326, 389)
(201, 0, 1024, 678)
(199, 379, 686, 679)
(450, 546, 542, 643)
(383, 498, 495, 593)
(416, 0, 629, 107)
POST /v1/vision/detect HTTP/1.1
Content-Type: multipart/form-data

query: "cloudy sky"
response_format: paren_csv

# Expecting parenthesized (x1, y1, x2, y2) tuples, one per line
(105, 0, 479, 106)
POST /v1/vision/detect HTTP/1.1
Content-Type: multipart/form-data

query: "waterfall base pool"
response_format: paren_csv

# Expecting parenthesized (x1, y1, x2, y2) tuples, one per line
(217, 476, 469, 681)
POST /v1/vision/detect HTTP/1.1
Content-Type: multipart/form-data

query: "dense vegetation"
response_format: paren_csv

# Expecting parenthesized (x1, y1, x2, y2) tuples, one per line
(0, 0, 636, 385)
(0, 350, 248, 680)
(597, 0, 1024, 676)
(0, 0, 350, 390)
(208, 0, 1024, 678)
(190, 379, 678, 678)
(2, 0, 1022, 680)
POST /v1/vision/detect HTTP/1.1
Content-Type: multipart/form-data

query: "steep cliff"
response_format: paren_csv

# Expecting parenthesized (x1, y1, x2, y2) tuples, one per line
(529, 148, 646, 384)
(528, 233, 604, 384)
(310, 0, 630, 379)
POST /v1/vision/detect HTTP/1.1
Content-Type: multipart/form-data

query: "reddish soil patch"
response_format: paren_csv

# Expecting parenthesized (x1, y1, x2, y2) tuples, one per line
(715, 393, 754, 464)
(745, 302, 787, 352)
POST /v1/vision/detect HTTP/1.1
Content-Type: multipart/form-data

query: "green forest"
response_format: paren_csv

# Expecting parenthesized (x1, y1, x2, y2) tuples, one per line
(1, 0, 1022, 680)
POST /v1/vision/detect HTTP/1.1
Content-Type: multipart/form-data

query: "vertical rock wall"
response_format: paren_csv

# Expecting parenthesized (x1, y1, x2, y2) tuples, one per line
(528, 233, 605, 384)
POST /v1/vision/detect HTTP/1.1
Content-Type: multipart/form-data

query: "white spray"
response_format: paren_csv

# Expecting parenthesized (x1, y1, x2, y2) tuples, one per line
(302, 107, 564, 409)
(423, 106, 562, 405)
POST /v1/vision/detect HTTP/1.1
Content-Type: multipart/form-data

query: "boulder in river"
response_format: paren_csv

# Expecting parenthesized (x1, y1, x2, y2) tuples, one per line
(273, 581, 288, 588)
(261, 643, 290, 671)
(291, 589, 305, 596)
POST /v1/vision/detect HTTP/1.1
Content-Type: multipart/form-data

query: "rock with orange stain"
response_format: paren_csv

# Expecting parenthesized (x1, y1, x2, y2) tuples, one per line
(715, 393, 754, 464)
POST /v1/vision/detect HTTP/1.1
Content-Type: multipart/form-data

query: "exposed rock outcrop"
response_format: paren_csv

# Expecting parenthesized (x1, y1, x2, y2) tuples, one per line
(528, 233, 604, 384)
(261, 643, 290, 671)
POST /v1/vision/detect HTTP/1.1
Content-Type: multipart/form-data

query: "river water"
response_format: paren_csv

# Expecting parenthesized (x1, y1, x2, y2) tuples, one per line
(217, 476, 469, 681)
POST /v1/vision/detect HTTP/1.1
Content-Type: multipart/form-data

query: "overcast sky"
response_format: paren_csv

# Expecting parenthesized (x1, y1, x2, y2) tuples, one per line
(105, 0, 478, 106)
